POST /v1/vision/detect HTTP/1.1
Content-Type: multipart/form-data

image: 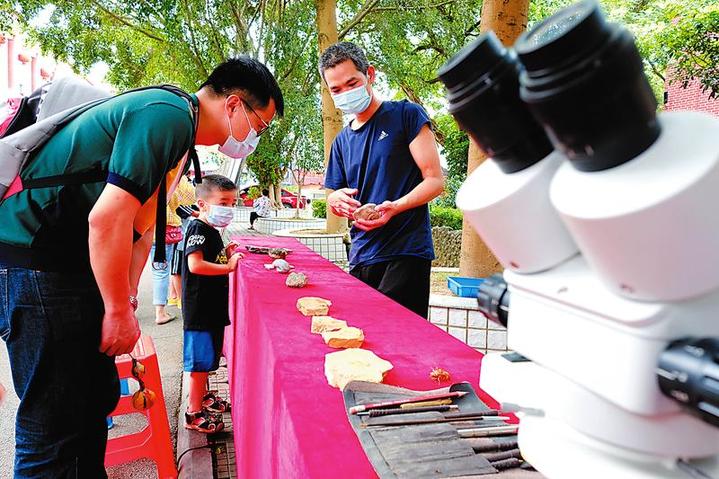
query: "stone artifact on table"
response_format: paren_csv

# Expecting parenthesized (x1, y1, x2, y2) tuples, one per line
(297, 297, 332, 316)
(268, 247, 290, 259)
(322, 327, 364, 349)
(311, 316, 347, 334)
(265, 258, 293, 273)
(353, 203, 381, 221)
(273, 259, 293, 273)
(286, 272, 308, 288)
(324, 348, 394, 390)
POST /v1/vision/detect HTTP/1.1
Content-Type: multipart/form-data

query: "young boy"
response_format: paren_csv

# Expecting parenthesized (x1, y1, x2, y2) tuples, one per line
(182, 174, 243, 433)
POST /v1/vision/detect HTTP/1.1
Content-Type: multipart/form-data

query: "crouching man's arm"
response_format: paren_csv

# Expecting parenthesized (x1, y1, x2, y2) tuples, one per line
(89, 184, 142, 356)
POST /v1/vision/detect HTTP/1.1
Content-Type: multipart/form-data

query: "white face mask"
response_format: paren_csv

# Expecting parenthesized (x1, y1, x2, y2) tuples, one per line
(206, 204, 234, 228)
(331, 83, 372, 115)
(218, 102, 260, 159)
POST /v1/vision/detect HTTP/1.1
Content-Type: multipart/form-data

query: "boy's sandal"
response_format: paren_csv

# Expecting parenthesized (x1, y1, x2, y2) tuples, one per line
(202, 391, 231, 413)
(184, 410, 224, 434)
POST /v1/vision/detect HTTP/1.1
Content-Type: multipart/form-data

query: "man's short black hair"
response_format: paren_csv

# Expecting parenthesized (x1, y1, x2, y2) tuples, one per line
(319, 42, 370, 79)
(262, 188, 269, 196)
(201, 56, 285, 117)
(196, 174, 237, 199)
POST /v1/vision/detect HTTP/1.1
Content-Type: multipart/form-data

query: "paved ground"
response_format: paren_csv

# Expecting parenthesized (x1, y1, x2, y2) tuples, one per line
(0, 258, 184, 479)
(0, 217, 264, 478)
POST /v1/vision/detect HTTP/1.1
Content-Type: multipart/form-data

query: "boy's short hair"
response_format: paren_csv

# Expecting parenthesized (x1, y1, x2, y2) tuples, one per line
(262, 189, 269, 196)
(195, 174, 237, 199)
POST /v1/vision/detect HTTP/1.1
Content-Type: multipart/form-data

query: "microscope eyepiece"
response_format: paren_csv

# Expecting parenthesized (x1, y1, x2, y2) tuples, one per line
(437, 31, 553, 174)
(514, 0, 660, 172)
(657, 337, 719, 428)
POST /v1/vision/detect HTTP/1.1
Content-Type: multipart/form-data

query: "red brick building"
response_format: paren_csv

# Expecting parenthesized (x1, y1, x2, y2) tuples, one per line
(1, 34, 50, 96)
(664, 79, 719, 116)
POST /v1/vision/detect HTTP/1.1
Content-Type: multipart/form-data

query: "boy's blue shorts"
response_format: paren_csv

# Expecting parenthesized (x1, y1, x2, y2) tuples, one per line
(183, 329, 224, 372)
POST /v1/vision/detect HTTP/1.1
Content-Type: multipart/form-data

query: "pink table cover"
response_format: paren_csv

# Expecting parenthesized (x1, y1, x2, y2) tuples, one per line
(225, 236, 498, 479)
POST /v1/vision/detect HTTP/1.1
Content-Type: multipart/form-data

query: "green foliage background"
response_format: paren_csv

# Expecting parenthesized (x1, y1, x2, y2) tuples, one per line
(1, 0, 716, 200)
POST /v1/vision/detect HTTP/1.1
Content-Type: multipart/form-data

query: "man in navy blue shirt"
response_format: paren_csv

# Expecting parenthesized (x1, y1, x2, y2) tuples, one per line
(320, 42, 444, 318)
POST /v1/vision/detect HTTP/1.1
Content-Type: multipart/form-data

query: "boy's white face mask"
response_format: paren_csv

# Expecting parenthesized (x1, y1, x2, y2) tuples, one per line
(206, 204, 234, 228)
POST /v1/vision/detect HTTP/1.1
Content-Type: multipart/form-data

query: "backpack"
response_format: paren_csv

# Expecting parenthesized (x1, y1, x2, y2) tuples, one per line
(0, 75, 202, 263)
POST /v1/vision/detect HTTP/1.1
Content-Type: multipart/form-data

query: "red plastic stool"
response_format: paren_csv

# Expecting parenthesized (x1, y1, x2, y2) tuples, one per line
(105, 335, 178, 478)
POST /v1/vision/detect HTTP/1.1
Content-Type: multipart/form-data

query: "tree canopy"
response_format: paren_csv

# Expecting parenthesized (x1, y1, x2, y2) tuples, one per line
(1, 0, 716, 197)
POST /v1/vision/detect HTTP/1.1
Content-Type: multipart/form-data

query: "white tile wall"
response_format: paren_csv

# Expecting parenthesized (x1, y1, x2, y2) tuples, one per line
(427, 294, 509, 355)
(272, 228, 348, 266)
(448, 309, 468, 327)
(298, 236, 347, 264)
(487, 330, 508, 350)
(468, 310, 487, 329)
(448, 327, 467, 343)
(234, 206, 312, 222)
(429, 307, 448, 326)
(257, 218, 326, 235)
(467, 329, 487, 349)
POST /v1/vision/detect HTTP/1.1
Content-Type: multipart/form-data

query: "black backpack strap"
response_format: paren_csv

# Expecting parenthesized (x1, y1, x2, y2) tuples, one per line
(150, 85, 201, 263)
(153, 175, 168, 264)
(22, 163, 107, 189)
(154, 85, 202, 185)
(1, 86, 46, 139)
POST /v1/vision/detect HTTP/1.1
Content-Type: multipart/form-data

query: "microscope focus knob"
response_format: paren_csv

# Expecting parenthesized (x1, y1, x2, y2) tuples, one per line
(477, 273, 510, 328)
(657, 337, 719, 428)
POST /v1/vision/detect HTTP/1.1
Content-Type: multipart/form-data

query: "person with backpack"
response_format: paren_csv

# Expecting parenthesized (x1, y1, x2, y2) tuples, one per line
(0, 57, 284, 478)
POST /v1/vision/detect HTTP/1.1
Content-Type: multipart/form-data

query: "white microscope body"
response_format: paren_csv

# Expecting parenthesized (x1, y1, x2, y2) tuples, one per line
(461, 108, 719, 479)
(441, 1, 719, 477)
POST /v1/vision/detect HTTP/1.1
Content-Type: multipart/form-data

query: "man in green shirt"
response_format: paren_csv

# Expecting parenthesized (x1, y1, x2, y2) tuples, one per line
(0, 57, 284, 478)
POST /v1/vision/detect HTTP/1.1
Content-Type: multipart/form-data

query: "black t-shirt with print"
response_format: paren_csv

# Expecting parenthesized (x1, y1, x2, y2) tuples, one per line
(181, 219, 230, 330)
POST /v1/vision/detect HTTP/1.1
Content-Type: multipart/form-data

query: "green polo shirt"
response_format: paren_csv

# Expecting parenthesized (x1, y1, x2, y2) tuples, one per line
(0, 88, 195, 272)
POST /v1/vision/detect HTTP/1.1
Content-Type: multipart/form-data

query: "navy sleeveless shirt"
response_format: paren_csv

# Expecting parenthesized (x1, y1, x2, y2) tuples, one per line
(325, 100, 435, 268)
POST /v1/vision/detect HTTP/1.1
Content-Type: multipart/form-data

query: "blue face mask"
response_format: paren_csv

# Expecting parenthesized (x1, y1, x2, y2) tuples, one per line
(206, 204, 234, 228)
(331, 84, 372, 115)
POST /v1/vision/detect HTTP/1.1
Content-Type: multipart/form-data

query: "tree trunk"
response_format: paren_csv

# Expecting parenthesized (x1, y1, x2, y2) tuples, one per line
(315, 0, 347, 234)
(296, 174, 304, 219)
(275, 184, 283, 211)
(458, 0, 530, 278)
(269, 184, 283, 213)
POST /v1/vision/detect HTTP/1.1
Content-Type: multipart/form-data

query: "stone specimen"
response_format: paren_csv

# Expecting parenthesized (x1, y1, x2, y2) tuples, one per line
(272, 259, 293, 273)
(322, 327, 365, 349)
(311, 316, 348, 334)
(297, 297, 332, 316)
(285, 272, 308, 288)
(268, 247, 290, 259)
(324, 349, 394, 390)
(353, 203, 381, 221)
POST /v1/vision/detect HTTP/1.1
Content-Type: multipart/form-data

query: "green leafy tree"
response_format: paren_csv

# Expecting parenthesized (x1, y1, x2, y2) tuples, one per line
(528, 0, 719, 100)
(432, 114, 468, 207)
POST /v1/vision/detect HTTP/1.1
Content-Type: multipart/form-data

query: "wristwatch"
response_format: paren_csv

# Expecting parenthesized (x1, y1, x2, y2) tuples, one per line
(129, 295, 139, 312)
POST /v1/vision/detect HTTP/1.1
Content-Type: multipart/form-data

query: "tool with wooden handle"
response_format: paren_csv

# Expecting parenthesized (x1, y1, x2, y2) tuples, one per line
(358, 405, 459, 417)
(400, 399, 453, 408)
(362, 413, 509, 428)
(461, 437, 519, 452)
(457, 425, 518, 438)
(349, 391, 468, 414)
